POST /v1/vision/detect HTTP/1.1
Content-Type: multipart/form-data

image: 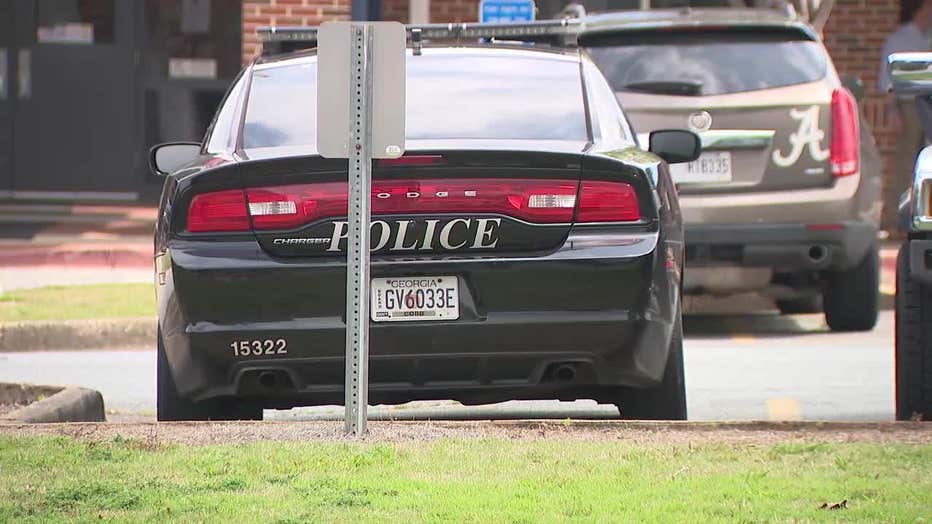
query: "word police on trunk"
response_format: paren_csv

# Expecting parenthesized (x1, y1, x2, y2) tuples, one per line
(272, 217, 502, 252)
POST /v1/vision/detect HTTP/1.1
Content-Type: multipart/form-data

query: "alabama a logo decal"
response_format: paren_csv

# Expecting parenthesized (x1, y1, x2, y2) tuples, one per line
(771, 105, 830, 167)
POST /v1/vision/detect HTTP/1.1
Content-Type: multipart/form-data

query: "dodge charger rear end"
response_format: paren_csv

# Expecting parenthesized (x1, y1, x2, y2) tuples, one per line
(151, 44, 693, 421)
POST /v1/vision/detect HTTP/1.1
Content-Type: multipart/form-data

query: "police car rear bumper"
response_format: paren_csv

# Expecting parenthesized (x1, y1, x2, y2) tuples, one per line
(157, 230, 681, 408)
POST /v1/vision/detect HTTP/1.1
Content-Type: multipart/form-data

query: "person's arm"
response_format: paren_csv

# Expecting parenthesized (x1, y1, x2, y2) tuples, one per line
(879, 37, 893, 92)
(888, 91, 903, 132)
(879, 36, 901, 130)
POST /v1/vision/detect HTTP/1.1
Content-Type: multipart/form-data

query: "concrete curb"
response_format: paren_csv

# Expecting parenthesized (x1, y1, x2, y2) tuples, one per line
(1, 384, 105, 423)
(0, 317, 155, 352)
(0, 382, 61, 405)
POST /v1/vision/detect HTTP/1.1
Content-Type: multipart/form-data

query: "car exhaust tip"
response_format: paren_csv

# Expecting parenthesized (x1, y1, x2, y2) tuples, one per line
(258, 371, 279, 390)
(808, 245, 829, 264)
(553, 364, 577, 383)
(237, 369, 297, 396)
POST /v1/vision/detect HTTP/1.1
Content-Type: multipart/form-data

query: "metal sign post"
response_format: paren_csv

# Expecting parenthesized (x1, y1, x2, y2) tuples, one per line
(317, 21, 405, 437)
(344, 23, 373, 436)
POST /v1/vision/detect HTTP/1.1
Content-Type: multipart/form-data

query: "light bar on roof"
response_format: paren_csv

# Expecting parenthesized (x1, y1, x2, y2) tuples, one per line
(257, 19, 581, 53)
(411, 19, 581, 40)
(258, 26, 320, 42)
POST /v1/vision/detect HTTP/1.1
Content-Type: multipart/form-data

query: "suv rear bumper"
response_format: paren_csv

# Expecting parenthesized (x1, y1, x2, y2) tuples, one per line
(685, 221, 876, 271)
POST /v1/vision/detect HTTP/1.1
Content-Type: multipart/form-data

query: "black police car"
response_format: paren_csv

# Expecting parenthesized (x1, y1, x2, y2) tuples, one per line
(148, 22, 699, 421)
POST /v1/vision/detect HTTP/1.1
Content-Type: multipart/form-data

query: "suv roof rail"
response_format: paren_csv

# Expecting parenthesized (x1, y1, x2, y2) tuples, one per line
(258, 19, 581, 56)
(623, 0, 833, 28)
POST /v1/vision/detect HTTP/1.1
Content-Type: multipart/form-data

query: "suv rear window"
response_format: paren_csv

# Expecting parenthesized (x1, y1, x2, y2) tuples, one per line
(584, 31, 827, 96)
(243, 52, 588, 149)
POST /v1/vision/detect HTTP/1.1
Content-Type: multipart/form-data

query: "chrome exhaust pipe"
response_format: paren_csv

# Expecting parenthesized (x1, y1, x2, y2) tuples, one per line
(808, 245, 828, 264)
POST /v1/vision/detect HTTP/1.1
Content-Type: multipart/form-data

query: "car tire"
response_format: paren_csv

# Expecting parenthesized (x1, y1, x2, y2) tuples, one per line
(823, 245, 879, 332)
(157, 330, 262, 421)
(613, 313, 687, 420)
(776, 296, 821, 315)
(895, 244, 932, 421)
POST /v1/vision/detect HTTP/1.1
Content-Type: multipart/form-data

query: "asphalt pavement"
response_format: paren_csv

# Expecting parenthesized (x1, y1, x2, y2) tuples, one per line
(0, 310, 895, 422)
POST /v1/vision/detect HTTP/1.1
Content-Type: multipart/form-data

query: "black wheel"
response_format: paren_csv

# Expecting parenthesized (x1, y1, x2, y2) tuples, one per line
(776, 296, 821, 315)
(614, 314, 687, 420)
(823, 245, 879, 331)
(157, 330, 262, 421)
(895, 244, 932, 421)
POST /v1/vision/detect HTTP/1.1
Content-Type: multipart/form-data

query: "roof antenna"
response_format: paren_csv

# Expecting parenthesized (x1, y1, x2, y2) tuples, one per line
(412, 27, 423, 56)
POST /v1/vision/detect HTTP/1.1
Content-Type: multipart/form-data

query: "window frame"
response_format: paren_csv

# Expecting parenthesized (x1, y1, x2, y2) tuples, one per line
(581, 55, 636, 149)
(202, 67, 249, 155)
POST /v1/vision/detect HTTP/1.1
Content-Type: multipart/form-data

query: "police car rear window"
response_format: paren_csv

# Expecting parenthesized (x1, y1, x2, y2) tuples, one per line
(584, 31, 827, 96)
(242, 53, 588, 149)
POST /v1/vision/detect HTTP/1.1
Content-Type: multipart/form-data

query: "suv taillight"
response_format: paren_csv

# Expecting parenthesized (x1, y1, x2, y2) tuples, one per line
(830, 88, 859, 177)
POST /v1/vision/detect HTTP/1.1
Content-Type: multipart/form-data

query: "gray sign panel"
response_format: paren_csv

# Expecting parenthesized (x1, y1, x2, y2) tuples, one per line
(317, 21, 406, 159)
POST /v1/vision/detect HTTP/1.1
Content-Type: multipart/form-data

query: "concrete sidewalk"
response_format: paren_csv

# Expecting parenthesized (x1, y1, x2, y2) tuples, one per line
(0, 204, 153, 290)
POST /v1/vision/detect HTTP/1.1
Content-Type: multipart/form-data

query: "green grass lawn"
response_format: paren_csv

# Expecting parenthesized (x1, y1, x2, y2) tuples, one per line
(1, 436, 930, 522)
(0, 284, 154, 322)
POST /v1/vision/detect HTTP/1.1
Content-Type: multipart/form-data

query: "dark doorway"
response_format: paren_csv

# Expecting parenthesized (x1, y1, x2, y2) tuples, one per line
(7, 0, 138, 198)
(0, 1, 13, 195)
(141, 1, 242, 151)
(0, 0, 242, 202)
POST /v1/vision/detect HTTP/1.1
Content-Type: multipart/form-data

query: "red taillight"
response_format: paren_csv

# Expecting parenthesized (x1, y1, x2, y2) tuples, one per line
(187, 178, 642, 232)
(243, 179, 580, 229)
(186, 189, 250, 233)
(830, 88, 859, 177)
(246, 183, 346, 231)
(369, 179, 579, 224)
(576, 181, 641, 223)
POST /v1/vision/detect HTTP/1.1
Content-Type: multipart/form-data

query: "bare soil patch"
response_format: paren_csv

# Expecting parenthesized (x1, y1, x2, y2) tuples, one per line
(0, 419, 928, 446)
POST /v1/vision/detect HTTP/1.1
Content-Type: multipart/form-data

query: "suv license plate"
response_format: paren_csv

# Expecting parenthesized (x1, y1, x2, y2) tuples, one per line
(371, 276, 459, 322)
(670, 151, 733, 184)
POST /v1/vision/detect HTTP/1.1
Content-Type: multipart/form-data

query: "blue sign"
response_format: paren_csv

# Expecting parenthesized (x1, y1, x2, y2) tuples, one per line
(479, 0, 535, 23)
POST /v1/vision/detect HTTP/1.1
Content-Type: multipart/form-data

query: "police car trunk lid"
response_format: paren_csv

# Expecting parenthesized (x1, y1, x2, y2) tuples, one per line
(232, 143, 649, 259)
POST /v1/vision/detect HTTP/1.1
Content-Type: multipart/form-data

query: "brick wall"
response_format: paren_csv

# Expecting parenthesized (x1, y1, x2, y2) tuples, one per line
(822, 0, 900, 191)
(383, 0, 410, 22)
(241, 0, 478, 62)
(242, 0, 351, 62)
(430, 0, 477, 21)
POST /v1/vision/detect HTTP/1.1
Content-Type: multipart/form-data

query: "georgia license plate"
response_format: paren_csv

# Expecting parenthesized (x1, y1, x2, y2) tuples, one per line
(371, 276, 459, 322)
(669, 151, 733, 184)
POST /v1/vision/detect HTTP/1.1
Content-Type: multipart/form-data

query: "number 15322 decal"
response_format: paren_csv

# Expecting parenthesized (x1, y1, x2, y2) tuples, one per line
(230, 339, 288, 357)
